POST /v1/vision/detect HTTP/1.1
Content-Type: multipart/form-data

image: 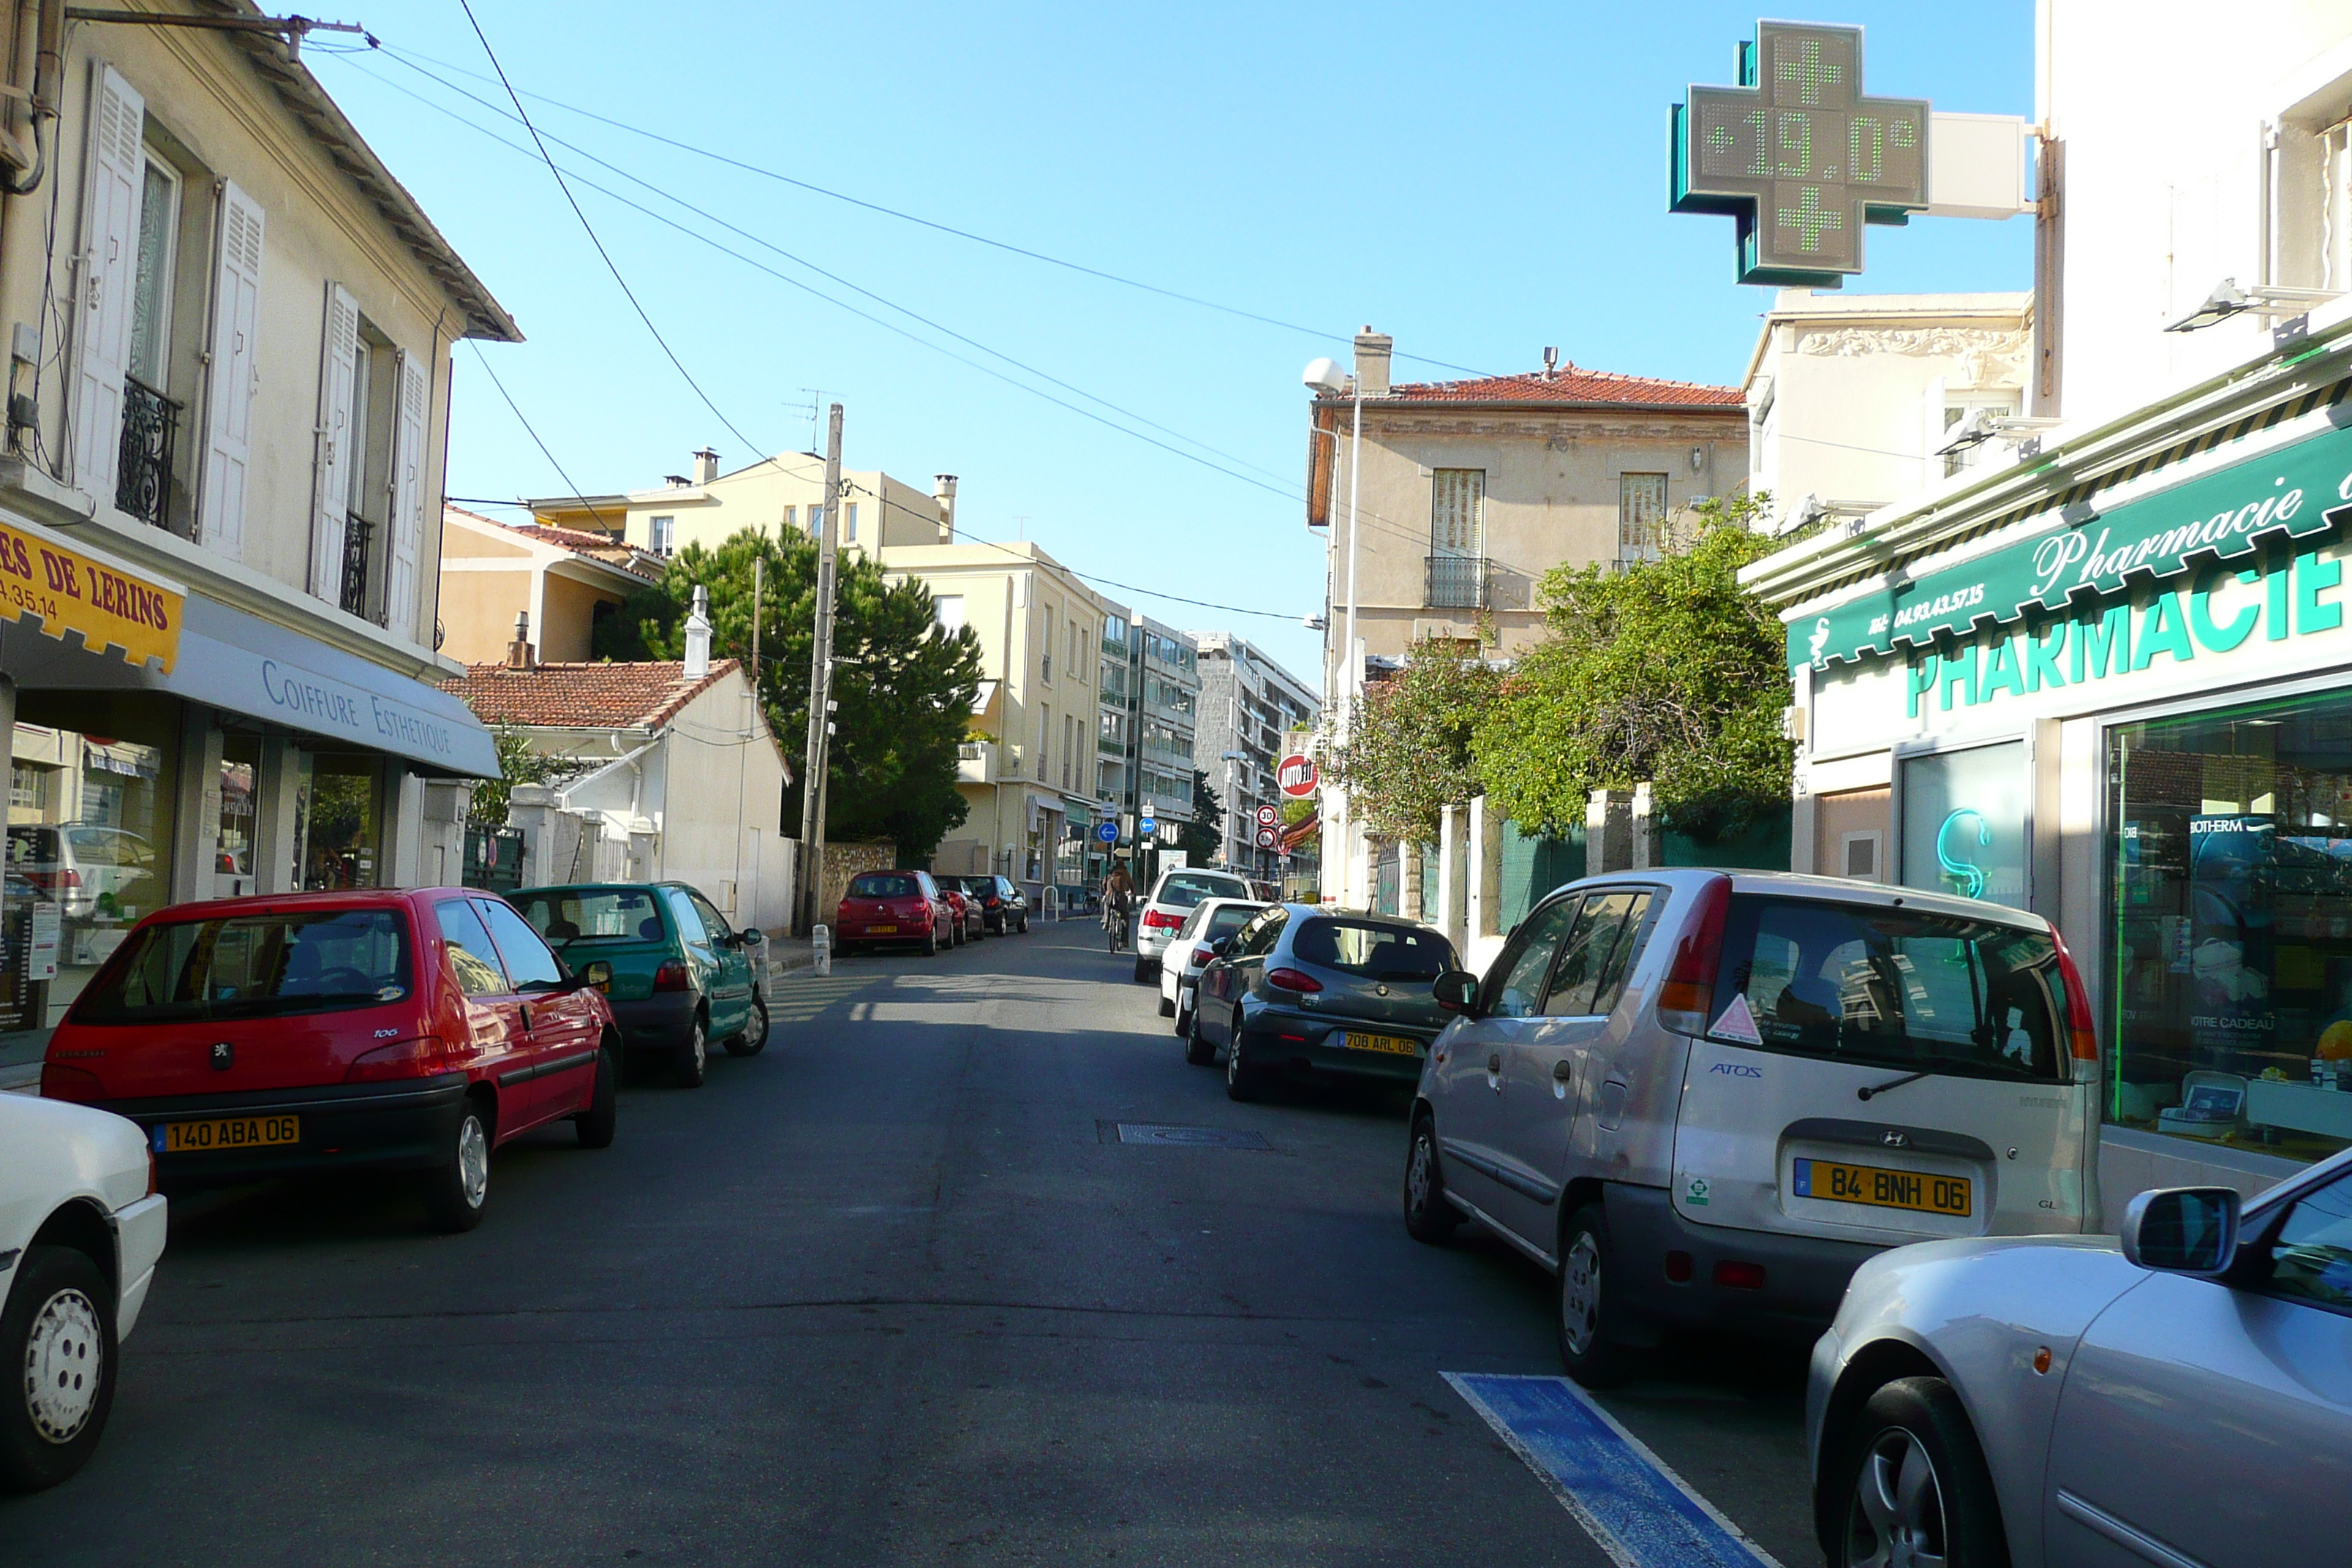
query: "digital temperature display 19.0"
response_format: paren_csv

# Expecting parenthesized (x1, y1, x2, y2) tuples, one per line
(1670, 21, 1929, 287)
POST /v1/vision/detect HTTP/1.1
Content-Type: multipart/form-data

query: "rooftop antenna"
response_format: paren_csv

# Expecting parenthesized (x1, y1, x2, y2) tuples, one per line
(785, 389, 827, 455)
(1012, 514, 1030, 541)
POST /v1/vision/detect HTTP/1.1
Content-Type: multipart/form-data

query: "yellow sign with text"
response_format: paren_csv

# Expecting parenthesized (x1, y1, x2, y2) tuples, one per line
(0, 516, 180, 671)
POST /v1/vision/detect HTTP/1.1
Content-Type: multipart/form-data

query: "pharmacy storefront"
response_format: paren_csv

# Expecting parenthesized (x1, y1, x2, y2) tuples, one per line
(0, 509, 494, 1054)
(1784, 378, 2352, 1200)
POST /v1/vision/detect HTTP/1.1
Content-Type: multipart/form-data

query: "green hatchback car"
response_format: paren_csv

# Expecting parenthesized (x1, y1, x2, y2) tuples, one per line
(508, 882, 769, 1088)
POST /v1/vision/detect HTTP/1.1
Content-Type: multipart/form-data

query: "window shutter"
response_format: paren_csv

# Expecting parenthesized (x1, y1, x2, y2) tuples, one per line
(309, 282, 358, 602)
(385, 348, 429, 636)
(72, 61, 145, 502)
(198, 179, 264, 556)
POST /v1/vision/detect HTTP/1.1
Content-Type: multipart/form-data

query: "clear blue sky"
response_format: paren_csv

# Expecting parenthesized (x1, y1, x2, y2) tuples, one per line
(313, 1, 2035, 682)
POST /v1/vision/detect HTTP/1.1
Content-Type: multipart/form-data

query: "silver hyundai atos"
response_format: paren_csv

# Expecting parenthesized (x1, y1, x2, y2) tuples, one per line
(1406, 868, 2102, 1386)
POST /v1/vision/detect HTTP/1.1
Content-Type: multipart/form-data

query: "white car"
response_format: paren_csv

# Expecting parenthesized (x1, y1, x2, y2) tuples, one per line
(1132, 867, 1254, 981)
(1809, 1154, 2352, 1567)
(1157, 896, 1269, 1030)
(1, 1095, 167, 1493)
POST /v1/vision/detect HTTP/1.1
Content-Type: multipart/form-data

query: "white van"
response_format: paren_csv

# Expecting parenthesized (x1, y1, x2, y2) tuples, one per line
(1406, 869, 2100, 1386)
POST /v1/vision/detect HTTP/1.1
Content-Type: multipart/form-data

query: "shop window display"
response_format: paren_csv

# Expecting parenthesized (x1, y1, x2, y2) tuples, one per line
(296, 750, 382, 890)
(2109, 692, 2352, 1163)
(1899, 740, 2028, 909)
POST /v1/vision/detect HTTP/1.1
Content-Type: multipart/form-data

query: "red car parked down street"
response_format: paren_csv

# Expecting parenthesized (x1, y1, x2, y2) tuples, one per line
(938, 886, 984, 945)
(40, 888, 620, 1233)
(834, 870, 954, 956)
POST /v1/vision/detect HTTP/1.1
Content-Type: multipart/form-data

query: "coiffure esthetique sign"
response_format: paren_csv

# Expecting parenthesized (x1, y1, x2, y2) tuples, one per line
(1790, 418, 2352, 673)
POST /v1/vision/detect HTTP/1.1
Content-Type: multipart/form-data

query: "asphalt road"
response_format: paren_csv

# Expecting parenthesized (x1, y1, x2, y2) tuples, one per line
(4, 919, 1818, 1567)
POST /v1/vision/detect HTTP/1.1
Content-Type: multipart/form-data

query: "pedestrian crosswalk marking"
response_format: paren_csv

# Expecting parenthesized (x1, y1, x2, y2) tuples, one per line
(1444, 1372, 1782, 1568)
(763, 973, 883, 1025)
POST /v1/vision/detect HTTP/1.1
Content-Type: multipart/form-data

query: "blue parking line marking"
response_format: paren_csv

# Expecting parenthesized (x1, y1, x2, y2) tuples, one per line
(1444, 1373, 1782, 1568)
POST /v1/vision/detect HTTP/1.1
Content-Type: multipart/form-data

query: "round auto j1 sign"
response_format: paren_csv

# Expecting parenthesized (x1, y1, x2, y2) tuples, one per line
(1277, 753, 1319, 798)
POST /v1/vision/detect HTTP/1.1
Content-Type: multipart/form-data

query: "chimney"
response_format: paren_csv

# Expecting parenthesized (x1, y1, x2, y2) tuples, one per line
(1542, 346, 1560, 379)
(665, 474, 690, 489)
(683, 586, 712, 679)
(935, 474, 958, 542)
(1353, 326, 1392, 398)
(693, 447, 720, 485)
(506, 611, 535, 670)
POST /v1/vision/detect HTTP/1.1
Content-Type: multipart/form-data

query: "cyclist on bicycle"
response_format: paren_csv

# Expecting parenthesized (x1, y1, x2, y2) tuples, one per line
(1101, 862, 1136, 951)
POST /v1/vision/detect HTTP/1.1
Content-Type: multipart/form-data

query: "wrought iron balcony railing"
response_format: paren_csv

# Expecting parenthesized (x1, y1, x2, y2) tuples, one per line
(1424, 554, 1490, 610)
(340, 512, 378, 623)
(116, 376, 180, 530)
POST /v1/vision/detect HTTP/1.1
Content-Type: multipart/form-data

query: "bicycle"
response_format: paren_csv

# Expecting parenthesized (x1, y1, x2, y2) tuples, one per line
(1106, 904, 1131, 953)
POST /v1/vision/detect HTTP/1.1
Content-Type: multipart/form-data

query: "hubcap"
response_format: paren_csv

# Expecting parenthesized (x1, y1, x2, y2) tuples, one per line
(1561, 1231, 1602, 1357)
(1845, 1426, 1949, 1568)
(750, 1002, 768, 1046)
(22, 1286, 103, 1443)
(1408, 1134, 1434, 1213)
(456, 1113, 489, 1210)
(692, 1024, 707, 1071)
(1226, 1027, 1243, 1082)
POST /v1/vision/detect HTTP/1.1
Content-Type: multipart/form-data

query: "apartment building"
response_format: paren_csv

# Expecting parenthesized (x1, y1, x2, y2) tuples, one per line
(1189, 632, 1316, 879)
(528, 447, 955, 559)
(437, 504, 659, 666)
(880, 540, 1113, 913)
(0, 7, 511, 1058)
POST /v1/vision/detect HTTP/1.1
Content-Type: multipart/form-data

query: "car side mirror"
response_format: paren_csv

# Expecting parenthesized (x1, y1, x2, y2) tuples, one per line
(2120, 1186, 2239, 1275)
(1210, 938, 1233, 957)
(577, 959, 615, 995)
(1431, 969, 1482, 1016)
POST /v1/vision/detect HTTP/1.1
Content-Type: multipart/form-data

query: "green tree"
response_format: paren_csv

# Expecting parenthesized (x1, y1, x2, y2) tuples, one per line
(1177, 769, 1222, 863)
(1321, 638, 1505, 840)
(1473, 494, 1791, 841)
(598, 529, 985, 862)
(469, 728, 568, 827)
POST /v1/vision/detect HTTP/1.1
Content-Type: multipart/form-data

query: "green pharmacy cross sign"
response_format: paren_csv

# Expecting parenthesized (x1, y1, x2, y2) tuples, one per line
(1672, 21, 1930, 287)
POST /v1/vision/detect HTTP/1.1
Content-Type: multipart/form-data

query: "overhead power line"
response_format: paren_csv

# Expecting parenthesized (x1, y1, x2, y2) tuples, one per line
(362, 36, 1490, 380)
(461, 342, 613, 533)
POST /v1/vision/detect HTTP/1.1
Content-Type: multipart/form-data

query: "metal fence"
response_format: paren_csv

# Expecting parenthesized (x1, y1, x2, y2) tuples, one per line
(1424, 554, 1490, 609)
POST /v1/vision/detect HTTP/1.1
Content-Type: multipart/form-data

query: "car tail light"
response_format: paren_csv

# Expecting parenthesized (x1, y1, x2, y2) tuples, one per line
(1191, 945, 1216, 968)
(39, 1062, 103, 1101)
(345, 1037, 448, 1084)
(1142, 909, 1183, 931)
(28, 868, 78, 892)
(1713, 1259, 1766, 1290)
(2051, 926, 2100, 1068)
(653, 960, 691, 992)
(1656, 875, 1733, 1036)
(1265, 967, 1322, 993)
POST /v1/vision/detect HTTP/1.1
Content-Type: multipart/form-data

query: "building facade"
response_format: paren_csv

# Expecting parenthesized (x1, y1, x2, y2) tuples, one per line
(437, 505, 658, 666)
(528, 448, 954, 560)
(879, 540, 1112, 914)
(1190, 632, 1316, 881)
(0, 11, 509, 1064)
(1746, 1, 2352, 1205)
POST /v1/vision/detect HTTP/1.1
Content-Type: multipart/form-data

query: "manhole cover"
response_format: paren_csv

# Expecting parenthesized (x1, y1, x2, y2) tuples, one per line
(1110, 1123, 1271, 1150)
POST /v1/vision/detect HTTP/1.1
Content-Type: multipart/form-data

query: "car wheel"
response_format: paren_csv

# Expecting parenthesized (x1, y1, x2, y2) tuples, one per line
(1403, 1113, 1463, 1245)
(1831, 1377, 2010, 1568)
(1183, 1002, 1215, 1065)
(1556, 1203, 1635, 1387)
(725, 996, 770, 1058)
(1017, 914, 1029, 934)
(574, 1043, 619, 1147)
(423, 1099, 492, 1233)
(674, 1014, 709, 1088)
(922, 924, 939, 957)
(0, 1245, 117, 1493)
(1224, 1011, 1263, 1101)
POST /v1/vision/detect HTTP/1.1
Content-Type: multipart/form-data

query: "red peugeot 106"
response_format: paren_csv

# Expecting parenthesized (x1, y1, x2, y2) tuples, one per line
(40, 888, 621, 1232)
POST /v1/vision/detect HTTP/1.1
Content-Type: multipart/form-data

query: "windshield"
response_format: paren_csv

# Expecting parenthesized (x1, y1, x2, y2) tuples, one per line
(1710, 896, 2068, 1083)
(72, 908, 411, 1024)
(849, 872, 921, 899)
(1294, 918, 1456, 981)
(513, 887, 663, 946)
(1155, 872, 1250, 910)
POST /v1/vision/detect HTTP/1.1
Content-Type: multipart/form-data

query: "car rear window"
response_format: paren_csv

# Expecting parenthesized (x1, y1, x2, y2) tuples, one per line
(1155, 872, 1250, 910)
(1293, 919, 1456, 981)
(513, 888, 663, 945)
(848, 872, 921, 899)
(1711, 896, 2068, 1082)
(72, 908, 411, 1024)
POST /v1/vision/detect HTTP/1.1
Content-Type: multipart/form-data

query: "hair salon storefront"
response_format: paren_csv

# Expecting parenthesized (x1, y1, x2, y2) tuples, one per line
(0, 507, 496, 1063)
(1771, 354, 2352, 1207)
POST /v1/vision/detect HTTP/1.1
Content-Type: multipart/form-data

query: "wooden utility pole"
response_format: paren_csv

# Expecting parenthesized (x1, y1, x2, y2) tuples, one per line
(797, 404, 844, 933)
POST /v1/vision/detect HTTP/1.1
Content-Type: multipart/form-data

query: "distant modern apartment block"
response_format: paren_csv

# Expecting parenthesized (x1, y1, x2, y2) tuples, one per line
(1188, 633, 1318, 878)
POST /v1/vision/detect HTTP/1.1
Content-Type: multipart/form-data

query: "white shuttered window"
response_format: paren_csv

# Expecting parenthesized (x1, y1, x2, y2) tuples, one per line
(309, 282, 359, 603)
(73, 63, 145, 501)
(385, 350, 429, 635)
(1430, 469, 1484, 556)
(199, 181, 264, 555)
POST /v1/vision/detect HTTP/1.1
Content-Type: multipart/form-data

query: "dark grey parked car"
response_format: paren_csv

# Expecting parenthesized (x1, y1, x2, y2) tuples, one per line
(1186, 904, 1458, 1100)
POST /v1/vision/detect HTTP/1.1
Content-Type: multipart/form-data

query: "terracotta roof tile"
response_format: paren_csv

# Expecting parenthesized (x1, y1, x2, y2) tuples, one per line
(1341, 367, 1744, 409)
(442, 660, 737, 731)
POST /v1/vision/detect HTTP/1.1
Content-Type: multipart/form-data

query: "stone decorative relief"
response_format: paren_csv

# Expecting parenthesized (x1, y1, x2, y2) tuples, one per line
(1795, 326, 2029, 388)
